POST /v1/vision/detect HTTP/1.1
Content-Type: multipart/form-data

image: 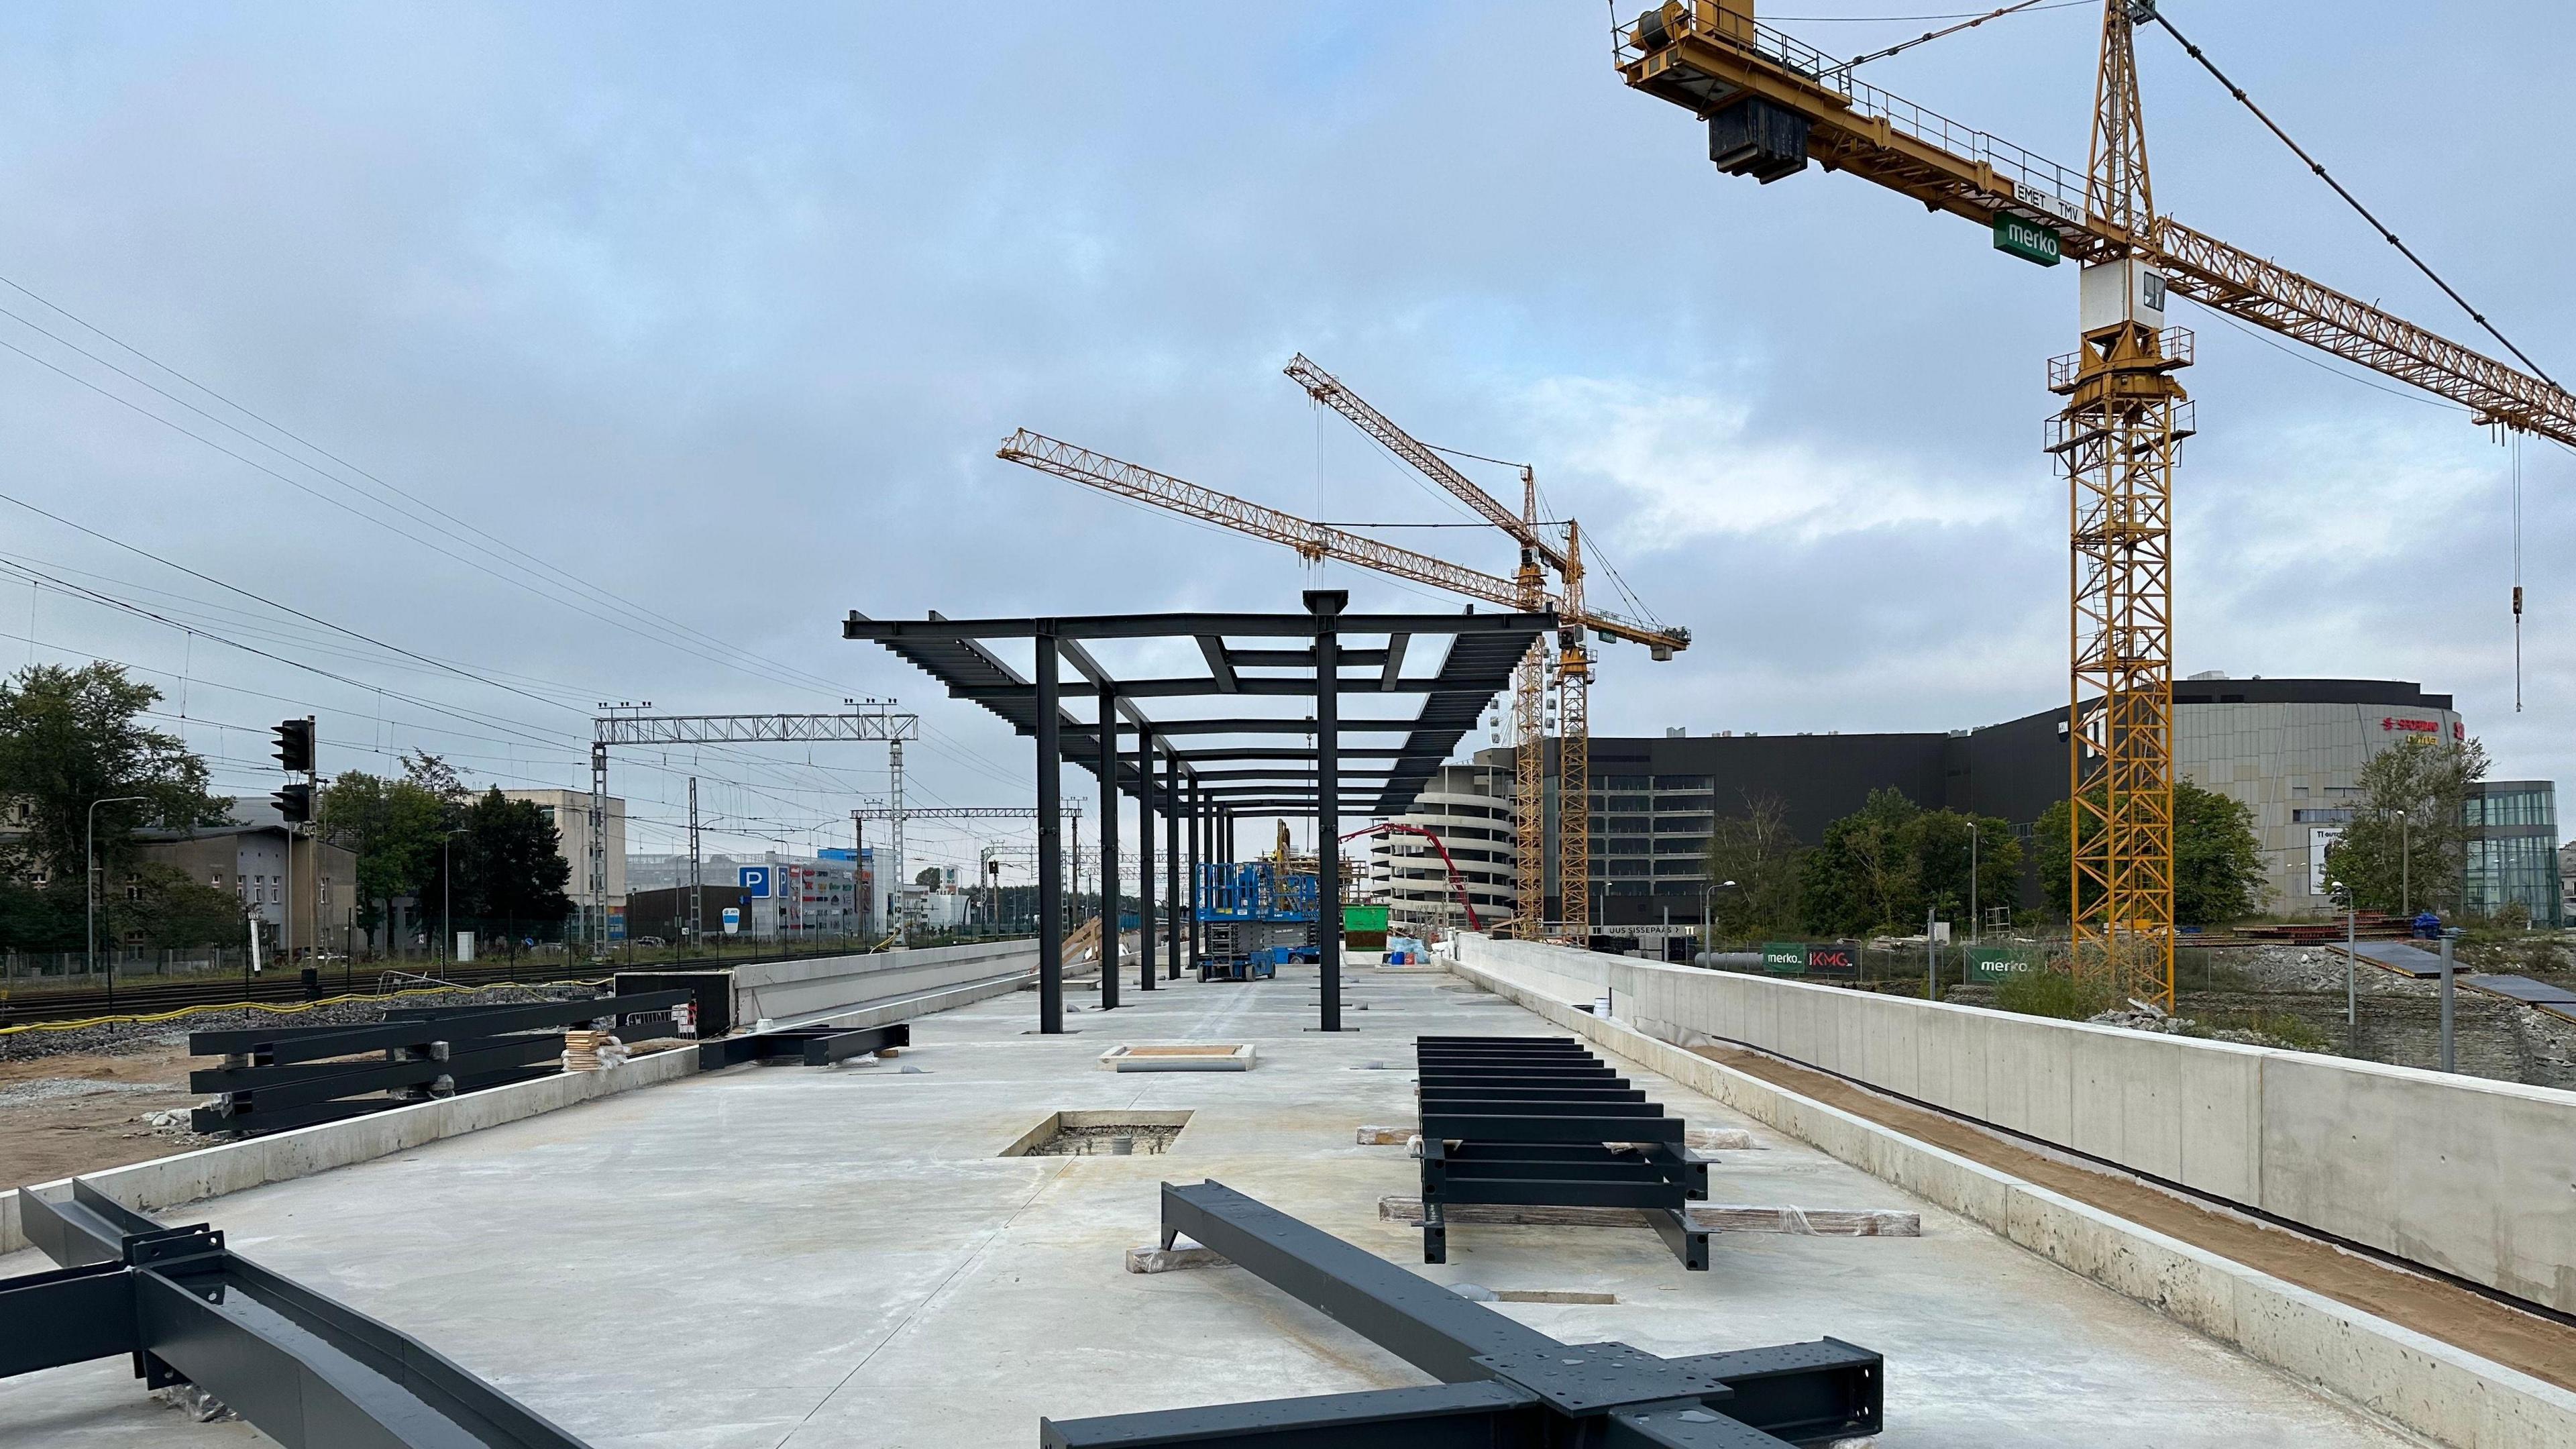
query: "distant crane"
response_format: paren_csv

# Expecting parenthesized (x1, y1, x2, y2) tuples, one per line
(1617, 0, 2575, 1006)
(996, 413, 1687, 941)
(1283, 355, 1689, 944)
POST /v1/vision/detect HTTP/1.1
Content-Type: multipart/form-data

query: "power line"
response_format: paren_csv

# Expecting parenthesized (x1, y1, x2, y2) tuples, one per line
(0, 275, 867, 702)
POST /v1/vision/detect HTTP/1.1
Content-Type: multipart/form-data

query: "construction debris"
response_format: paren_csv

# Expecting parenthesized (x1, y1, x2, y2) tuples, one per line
(561, 1031, 629, 1073)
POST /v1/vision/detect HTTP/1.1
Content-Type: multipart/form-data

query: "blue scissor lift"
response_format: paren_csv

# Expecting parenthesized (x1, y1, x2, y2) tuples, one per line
(1195, 861, 1320, 981)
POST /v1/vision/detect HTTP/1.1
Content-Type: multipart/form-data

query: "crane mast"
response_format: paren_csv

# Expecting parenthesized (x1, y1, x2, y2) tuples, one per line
(2060, 0, 2184, 1006)
(1617, 0, 2571, 1008)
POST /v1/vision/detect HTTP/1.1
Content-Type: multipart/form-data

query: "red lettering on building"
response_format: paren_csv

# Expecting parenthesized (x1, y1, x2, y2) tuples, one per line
(2380, 716, 2438, 734)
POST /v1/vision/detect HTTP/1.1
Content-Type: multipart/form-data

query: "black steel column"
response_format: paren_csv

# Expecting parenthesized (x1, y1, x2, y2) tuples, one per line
(1164, 750, 1181, 979)
(1097, 686, 1120, 1011)
(1187, 780, 1202, 970)
(1309, 588, 1345, 1032)
(1035, 631, 1064, 1034)
(1137, 731, 1156, 993)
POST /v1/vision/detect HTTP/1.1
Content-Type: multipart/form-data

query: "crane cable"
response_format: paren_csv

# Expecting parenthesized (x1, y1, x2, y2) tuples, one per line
(2145, 8, 2564, 394)
(1840, 0, 2065, 73)
(2512, 433, 2524, 712)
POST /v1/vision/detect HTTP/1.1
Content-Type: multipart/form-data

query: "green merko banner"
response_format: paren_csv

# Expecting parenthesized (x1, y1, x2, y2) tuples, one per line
(1963, 947, 2046, 984)
(1761, 941, 1809, 975)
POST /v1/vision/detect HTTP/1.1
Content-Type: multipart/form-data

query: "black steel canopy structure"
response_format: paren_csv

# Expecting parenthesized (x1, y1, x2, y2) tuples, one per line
(845, 592, 1551, 1033)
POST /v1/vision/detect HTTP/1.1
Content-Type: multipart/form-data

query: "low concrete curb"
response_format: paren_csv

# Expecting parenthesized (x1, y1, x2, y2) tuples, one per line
(1452, 959, 2576, 1449)
(1, 1044, 697, 1257)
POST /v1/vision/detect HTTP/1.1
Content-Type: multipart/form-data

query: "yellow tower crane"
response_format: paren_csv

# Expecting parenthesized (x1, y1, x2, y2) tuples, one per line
(1281, 355, 1688, 943)
(1617, 0, 2576, 1007)
(996, 419, 1688, 941)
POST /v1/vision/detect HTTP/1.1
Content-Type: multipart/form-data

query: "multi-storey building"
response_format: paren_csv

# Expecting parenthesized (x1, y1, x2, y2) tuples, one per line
(1482, 676, 2509, 928)
(1365, 762, 1515, 934)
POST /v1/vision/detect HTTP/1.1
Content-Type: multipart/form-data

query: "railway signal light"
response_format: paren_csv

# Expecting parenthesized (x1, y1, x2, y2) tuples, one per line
(272, 718, 315, 774)
(274, 782, 313, 825)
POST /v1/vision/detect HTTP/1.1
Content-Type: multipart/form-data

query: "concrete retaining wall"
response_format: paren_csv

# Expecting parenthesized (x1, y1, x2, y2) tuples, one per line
(1, 1045, 697, 1257)
(729, 938, 1040, 1024)
(1456, 934, 2576, 1317)
(1455, 954, 2576, 1449)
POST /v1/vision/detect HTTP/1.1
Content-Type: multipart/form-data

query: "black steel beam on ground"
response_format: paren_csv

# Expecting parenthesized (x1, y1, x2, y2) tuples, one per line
(0, 1260, 134, 1377)
(7, 1182, 598, 1448)
(698, 1022, 910, 1069)
(188, 990, 694, 1065)
(1417, 1036, 1705, 1268)
(1037, 1181, 1878, 1448)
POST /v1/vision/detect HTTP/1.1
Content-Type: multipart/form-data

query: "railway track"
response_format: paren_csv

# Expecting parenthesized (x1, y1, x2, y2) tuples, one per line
(0, 959, 612, 1026)
(0, 945, 914, 1027)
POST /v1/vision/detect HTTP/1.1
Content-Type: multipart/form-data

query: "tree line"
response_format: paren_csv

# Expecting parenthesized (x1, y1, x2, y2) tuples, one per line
(0, 661, 571, 954)
(1704, 779, 2267, 940)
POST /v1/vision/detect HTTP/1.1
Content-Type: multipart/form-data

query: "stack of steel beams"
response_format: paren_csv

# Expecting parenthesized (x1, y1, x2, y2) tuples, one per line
(1414, 1034, 1711, 1269)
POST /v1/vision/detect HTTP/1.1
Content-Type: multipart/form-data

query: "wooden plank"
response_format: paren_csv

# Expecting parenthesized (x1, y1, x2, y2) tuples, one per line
(1377, 1195, 1918, 1236)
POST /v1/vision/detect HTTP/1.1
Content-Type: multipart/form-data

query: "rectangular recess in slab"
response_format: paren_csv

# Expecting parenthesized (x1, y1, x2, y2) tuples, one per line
(1000, 1109, 1194, 1157)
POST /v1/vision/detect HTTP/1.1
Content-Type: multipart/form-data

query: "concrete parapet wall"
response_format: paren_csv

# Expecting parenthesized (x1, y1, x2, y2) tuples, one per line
(1454, 953, 2576, 1449)
(729, 938, 1040, 1024)
(1456, 933, 2576, 1317)
(0, 1044, 697, 1258)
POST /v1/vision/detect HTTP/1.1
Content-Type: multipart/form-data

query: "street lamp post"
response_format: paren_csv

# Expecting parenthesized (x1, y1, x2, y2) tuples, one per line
(1969, 820, 1980, 945)
(440, 826, 466, 969)
(86, 794, 150, 994)
(2396, 808, 2412, 916)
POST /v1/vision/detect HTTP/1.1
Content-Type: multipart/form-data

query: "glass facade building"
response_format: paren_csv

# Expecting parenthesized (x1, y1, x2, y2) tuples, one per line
(2463, 782, 2562, 927)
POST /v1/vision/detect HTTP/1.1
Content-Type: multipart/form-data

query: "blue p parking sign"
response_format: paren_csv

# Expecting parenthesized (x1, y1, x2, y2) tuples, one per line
(740, 866, 772, 899)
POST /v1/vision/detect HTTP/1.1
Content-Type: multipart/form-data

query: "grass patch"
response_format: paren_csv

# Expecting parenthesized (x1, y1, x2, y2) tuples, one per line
(1992, 967, 2119, 1022)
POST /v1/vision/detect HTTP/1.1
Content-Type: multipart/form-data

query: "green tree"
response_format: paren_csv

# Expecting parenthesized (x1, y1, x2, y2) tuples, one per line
(318, 770, 450, 942)
(1798, 788, 1921, 934)
(455, 788, 572, 945)
(2035, 779, 2266, 926)
(2322, 735, 2489, 916)
(1795, 789, 2020, 935)
(1702, 794, 1807, 939)
(0, 663, 227, 887)
(1908, 807, 2022, 925)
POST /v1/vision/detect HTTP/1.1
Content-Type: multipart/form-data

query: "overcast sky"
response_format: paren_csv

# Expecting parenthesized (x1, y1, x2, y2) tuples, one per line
(0, 1, 2565, 874)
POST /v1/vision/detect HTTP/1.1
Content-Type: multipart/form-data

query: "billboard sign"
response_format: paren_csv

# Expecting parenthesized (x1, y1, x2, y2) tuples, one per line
(722, 906, 741, 934)
(1762, 942, 1858, 977)
(1962, 947, 2043, 985)
(2308, 826, 2345, 896)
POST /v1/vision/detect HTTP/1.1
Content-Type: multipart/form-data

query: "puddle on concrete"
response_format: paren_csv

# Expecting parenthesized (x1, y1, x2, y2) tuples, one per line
(1002, 1108, 1193, 1157)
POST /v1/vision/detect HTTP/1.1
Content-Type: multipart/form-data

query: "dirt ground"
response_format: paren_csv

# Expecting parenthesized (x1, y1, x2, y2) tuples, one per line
(1691, 1042, 2576, 1395)
(0, 1036, 213, 1185)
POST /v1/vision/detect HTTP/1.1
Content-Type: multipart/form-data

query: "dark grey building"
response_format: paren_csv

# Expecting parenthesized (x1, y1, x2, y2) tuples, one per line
(1478, 675, 2489, 928)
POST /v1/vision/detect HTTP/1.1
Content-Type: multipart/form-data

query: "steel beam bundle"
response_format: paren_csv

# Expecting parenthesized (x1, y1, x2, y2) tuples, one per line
(186, 989, 693, 1136)
(1041, 1181, 1880, 1447)
(697, 1020, 908, 1069)
(3, 1180, 594, 1448)
(1415, 1035, 1709, 1269)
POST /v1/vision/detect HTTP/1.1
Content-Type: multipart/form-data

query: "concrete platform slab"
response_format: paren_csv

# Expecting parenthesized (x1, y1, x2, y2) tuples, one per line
(0, 969, 2420, 1448)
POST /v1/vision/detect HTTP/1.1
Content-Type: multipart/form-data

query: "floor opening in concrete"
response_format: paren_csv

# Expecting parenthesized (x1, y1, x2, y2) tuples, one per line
(1002, 1108, 1193, 1157)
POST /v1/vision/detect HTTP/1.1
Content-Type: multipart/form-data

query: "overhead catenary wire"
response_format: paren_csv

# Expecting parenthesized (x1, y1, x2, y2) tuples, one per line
(2146, 9, 2563, 393)
(0, 275, 868, 704)
(0, 275, 1036, 797)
